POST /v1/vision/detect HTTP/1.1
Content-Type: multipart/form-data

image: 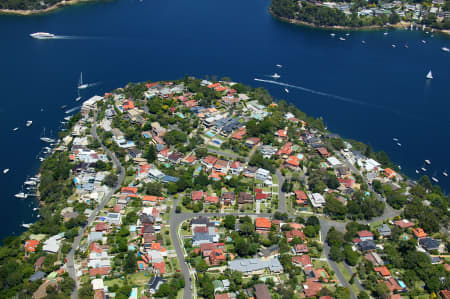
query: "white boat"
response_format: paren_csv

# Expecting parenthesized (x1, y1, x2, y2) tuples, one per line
(393, 138, 398, 141)
(421, 167, 427, 172)
(397, 143, 401, 146)
(426, 70, 433, 79)
(421, 40, 426, 44)
(30, 177, 40, 182)
(24, 180, 37, 186)
(22, 223, 32, 228)
(441, 47, 450, 52)
(276, 64, 283, 68)
(425, 159, 431, 165)
(415, 170, 419, 174)
(30, 32, 55, 39)
(64, 116, 72, 121)
(41, 137, 56, 143)
(3, 169, 9, 174)
(284, 88, 289, 93)
(404, 44, 408, 48)
(392, 44, 396, 48)
(361, 40, 365, 44)
(26, 120, 32, 127)
(271, 73, 280, 79)
(78, 72, 89, 89)
(330, 33, 336, 37)
(13, 127, 19, 131)
(39, 157, 45, 162)
(384, 32, 388, 35)
(33, 208, 39, 211)
(15, 192, 28, 199)
(432, 177, 439, 183)
(443, 171, 448, 177)
(75, 96, 82, 102)
(345, 33, 350, 36)
(339, 37, 346, 41)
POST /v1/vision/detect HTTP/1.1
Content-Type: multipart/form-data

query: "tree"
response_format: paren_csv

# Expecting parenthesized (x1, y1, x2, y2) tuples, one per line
(375, 281, 390, 298)
(324, 197, 347, 220)
(329, 245, 344, 262)
(335, 286, 351, 299)
(344, 245, 359, 266)
(124, 252, 137, 274)
(358, 291, 370, 299)
(104, 174, 118, 187)
(224, 215, 236, 230)
(326, 227, 345, 247)
(144, 144, 157, 162)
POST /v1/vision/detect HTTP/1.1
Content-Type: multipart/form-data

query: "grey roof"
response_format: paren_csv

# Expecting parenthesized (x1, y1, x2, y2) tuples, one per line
(419, 238, 440, 251)
(377, 224, 391, 236)
(228, 258, 283, 273)
(358, 240, 377, 251)
(260, 245, 280, 257)
(29, 271, 46, 282)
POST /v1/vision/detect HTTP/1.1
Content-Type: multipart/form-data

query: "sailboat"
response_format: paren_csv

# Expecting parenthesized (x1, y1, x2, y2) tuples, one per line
(40, 128, 56, 143)
(78, 72, 89, 89)
(426, 70, 433, 79)
(75, 88, 82, 102)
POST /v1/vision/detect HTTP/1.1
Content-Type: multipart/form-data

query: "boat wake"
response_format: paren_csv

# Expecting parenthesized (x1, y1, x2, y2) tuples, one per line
(65, 105, 81, 114)
(87, 82, 101, 88)
(254, 78, 378, 108)
(52, 35, 103, 40)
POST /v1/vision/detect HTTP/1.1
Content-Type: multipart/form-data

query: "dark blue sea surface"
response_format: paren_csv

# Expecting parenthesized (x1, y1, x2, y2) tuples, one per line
(0, 0, 449, 240)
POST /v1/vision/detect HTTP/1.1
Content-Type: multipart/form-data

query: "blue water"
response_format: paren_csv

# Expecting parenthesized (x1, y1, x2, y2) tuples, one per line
(0, 0, 449, 241)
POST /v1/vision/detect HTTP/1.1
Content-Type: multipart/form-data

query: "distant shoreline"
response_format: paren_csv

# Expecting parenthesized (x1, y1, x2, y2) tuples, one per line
(0, 0, 98, 15)
(269, 8, 450, 35)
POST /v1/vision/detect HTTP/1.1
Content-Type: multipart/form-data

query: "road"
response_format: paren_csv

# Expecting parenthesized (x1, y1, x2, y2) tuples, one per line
(276, 169, 286, 213)
(68, 113, 125, 299)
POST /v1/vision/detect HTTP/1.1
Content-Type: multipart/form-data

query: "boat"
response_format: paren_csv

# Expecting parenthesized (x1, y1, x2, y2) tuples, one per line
(421, 167, 427, 172)
(330, 33, 336, 37)
(40, 128, 56, 143)
(15, 192, 28, 199)
(284, 88, 289, 93)
(3, 169, 9, 174)
(432, 177, 439, 183)
(415, 170, 419, 174)
(345, 33, 350, 36)
(39, 157, 45, 162)
(426, 70, 433, 79)
(404, 44, 408, 48)
(393, 138, 398, 141)
(398, 165, 402, 170)
(397, 143, 401, 146)
(339, 37, 346, 41)
(26, 120, 32, 127)
(30, 32, 55, 39)
(384, 32, 388, 35)
(425, 159, 431, 165)
(361, 40, 365, 44)
(24, 180, 37, 186)
(64, 116, 72, 121)
(13, 127, 19, 131)
(276, 64, 283, 68)
(22, 223, 32, 229)
(78, 72, 89, 89)
(443, 171, 448, 177)
(30, 177, 40, 182)
(75, 96, 82, 102)
(33, 208, 39, 211)
(392, 44, 396, 48)
(271, 73, 280, 79)
(441, 47, 450, 52)
(421, 40, 426, 44)
(61, 105, 67, 109)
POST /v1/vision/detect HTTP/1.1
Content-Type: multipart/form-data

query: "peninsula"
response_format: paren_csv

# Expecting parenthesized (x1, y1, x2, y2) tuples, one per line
(0, 77, 448, 299)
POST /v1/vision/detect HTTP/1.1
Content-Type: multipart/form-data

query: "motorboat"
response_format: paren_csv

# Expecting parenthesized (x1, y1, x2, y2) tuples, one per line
(30, 32, 55, 39)
(271, 73, 280, 79)
(26, 120, 32, 127)
(432, 177, 439, 183)
(15, 192, 28, 199)
(3, 169, 9, 174)
(425, 159, 431, 165)
(13, 127, 19, 131)
(284, 88, 289, 93)
(442, 47, 450, 52)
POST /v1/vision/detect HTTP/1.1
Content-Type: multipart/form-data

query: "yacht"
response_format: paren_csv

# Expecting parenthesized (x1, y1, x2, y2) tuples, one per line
(339, 37, 346, 41)
(397, 142, 401, 146)
(361, 40, 365, 44)
(276, 64, 283, 68)
(421, 167, 427, 172)
(15, 192, 28, 199)
(441, 47, 450, 52)
(30, 32, 55, 39)
(415, 170, 419, 174)
(345, 33, 350, 36)
(271, 73, 280, 79)
(33, 208, 39, 211)
(425, 159, 431, 165)
(13, 127, 19, 131)
(3, 169, 9, 174)
(26, 120, 33, 127)
(393, 138, 398, 141)
(40, 128, 56, 143)
(330, 33, 336, 37)
(284, 88, 289, 93)
(78, 72, 89, 89)
(24, 180, 37, 186)
(432, 177, 439, 183)
(392, 44, 396, 48)
(443, 171, 448, 177)
(75, 96, 82, 102)
(64, 116, 72, 121)
(426, 70, 433, 79)
(383, 32, 388, 35)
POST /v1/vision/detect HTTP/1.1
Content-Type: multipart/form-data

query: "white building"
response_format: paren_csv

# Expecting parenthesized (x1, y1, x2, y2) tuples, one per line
(310, 193, 326, 208)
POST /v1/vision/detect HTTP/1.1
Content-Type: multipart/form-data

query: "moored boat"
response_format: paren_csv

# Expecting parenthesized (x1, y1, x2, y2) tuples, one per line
(26, 120, 32, 127)
(425, 159, 431, 165)
(3, 168, 9, 174)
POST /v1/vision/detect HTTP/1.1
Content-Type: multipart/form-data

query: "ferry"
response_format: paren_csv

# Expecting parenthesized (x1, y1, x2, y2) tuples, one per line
(26, 120, 33, 127)
(3, 169, 9, 174)
(442, 47, 450, 52)
(425, 159, 431, 165)
(30, 32, 55, 39)
(271, 73, 280, 79)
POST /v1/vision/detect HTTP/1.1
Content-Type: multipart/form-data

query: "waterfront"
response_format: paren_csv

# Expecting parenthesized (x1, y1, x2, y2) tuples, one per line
(0, 0, 449, 241)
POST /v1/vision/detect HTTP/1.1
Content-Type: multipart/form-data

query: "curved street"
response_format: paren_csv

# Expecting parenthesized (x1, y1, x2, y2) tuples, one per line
(68, 113, 125, 299)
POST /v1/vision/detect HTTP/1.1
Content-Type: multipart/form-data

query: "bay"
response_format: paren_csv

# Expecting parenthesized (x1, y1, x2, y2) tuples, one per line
(0, 0, 449, 241)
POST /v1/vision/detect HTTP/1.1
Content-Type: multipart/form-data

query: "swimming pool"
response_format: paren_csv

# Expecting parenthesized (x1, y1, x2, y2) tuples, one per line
(206, 131, 215, 137)
(297, 154, 304, 160)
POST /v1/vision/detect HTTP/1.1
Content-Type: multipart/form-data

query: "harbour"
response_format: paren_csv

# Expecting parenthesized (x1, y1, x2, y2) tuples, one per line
(0, 0, 449, 241)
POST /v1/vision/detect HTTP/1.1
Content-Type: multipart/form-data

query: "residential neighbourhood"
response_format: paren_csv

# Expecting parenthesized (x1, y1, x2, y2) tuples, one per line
(3, 77, 449, 299)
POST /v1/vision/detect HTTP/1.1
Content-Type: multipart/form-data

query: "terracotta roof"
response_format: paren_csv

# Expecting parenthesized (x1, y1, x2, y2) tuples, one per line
(374, 266, 391, 277)
(413, 227, 427, 238)
(89, 267, 110, 277)
(294, 190, 308, 200)
(121, 187, 138, 194)
(255, 217, 271, 229)
(303, 278, 323, 297)
(153, 262, 166, 274)
(358, 230, 374, 238)
(292, 254, 312, 267)
(394, 219, 414, 229)
(191, 191, 204, 201)
(25, 240, 40, 252)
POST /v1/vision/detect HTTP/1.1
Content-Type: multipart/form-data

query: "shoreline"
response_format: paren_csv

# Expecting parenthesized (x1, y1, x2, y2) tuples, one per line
(0, 0, 99, 16)
(269, 8, 450, 35)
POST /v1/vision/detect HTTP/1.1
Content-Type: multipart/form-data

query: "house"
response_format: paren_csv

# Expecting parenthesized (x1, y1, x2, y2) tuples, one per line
(34, 256, 46, 271)
(384, 277, 407, 293)
(440, 290, 450, 299)
(292, 255, 312, 268)
(105, 212, 121, 225)
(276, 129, 288, 139)
(374, 266, 391, 278)
(202, 155, 218, 169)
(412, 228, 427, 239)
(276, 142, 293, 157)
(221, 192, 235, 205)
(394, 219, 414, 229)
(205, 195, 219, 204)
(191, 191, 204, 201)
(317, 147, 330, 157)
(365, 252, 384, 266)
(89, 267, 111, 277)
(378, 224, 391, 237)
(29, 271, 46, 282)
(358, 240, 377, 251)
(303, 278, 323, 297)
(243, 166, 258, 178)
(357, 230, 374, 241)
(214, 159, 229, 173)
(95, 222, 109, 232)
(294, 190, 308, 205)
(286, 230, 305, 242)
(310, 193, 326, 208)
(419, 238, 440, 251)
(286, 155, 300, 168)
(293, 244, 309, 254)
(256, 217, 271, 233)
(229, 161, 243, 175)
(153, 262, 166, 275)
(43, 235, 63, 253)
(208, 249, 226, 265)
(255, 168, 271, 182)
(25, 240, 40, 253)
(260, 244, 280, 258)
(228, 258, 283, 276)
(148, 276, 166, 294)
(193, 226, 219, 246)
(245, 137, 261, 148)
(254, 284, 272, 299)
(238, 192, 253, 204)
